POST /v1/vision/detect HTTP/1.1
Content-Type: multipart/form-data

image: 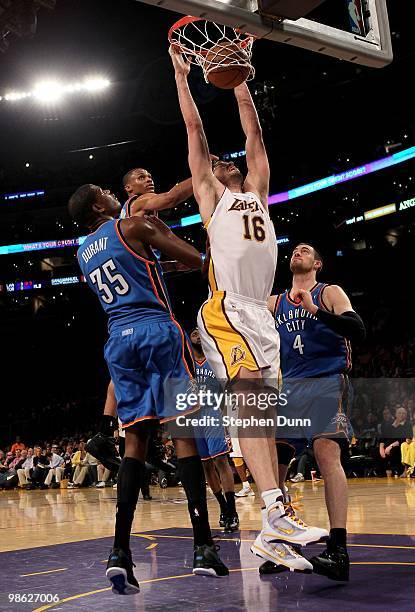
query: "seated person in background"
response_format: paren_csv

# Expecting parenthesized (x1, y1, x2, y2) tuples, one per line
(0, 450, 7, 473)
(378, 407, 393, 436)
(400, 438, 415, 478)
(7, 449, 23, 471)
(11, 436, 26, 454)
(62, 445, 74, 479)
(29, 447, 50, 489)
(290, 442, 319, 483)
(69, 441, 98, 487)
(379, 407, 413, 476)
(17, 448, 34, 487)
(4, 452, 15, 469)
(44, 445, 66, 488)
(96, 463, 112, 488)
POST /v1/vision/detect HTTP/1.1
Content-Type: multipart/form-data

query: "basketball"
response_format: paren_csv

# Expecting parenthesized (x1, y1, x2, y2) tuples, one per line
(206, 42, 251, 89)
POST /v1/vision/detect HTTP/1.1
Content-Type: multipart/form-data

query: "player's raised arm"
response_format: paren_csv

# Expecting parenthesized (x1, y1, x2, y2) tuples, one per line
(234, 82, 270, 207)
(130, 178, 194, 214)
(122, 216, 202, 270)
(169, 47, 223, 224)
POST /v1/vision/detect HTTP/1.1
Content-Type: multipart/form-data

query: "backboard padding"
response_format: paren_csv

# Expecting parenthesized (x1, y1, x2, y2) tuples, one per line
(135, 0, 392, 68)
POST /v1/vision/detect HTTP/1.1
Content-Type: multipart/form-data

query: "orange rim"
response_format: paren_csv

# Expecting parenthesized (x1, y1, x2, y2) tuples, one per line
(168, 15, 255, 54)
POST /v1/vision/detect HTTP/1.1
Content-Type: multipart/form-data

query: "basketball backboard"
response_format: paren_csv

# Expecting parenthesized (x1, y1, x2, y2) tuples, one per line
(135, 0, 392, 68)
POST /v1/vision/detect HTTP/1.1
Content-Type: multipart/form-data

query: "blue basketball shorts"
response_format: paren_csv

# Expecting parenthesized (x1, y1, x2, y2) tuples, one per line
(194, 405, 229, 461)
(278, 373, 353, 441)
(104, 318, 196, 429)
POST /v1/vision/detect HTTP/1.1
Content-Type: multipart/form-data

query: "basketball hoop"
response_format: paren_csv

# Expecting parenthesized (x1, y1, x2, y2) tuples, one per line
(168, 16, 255, 84)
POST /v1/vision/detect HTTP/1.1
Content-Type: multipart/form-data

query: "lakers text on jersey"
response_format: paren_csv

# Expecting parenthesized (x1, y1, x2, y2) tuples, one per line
(198, 189, 279, 381)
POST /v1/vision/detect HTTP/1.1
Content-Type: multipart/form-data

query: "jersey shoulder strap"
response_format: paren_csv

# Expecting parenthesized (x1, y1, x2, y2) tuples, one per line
(273, 293, 284, 317)
(315, 282, 332, 312)
(123, 194, 142, 218)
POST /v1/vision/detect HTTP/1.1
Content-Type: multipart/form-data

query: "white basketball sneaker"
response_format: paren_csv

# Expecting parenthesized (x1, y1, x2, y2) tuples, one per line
(264, 500, 328, 546)
(251, 533, 312, 573)
(235, 484, 255, 497)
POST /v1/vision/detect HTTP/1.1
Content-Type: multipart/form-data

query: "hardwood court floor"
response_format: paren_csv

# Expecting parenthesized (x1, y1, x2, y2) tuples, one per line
(1, 477, 415, 553)
(1, 479, 415, 612)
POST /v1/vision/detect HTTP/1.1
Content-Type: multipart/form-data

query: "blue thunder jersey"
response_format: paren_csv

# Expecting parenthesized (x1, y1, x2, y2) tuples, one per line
(77, 219, 172, 333)
(195, 357, 218, 388)
(274, 283, 351, 378)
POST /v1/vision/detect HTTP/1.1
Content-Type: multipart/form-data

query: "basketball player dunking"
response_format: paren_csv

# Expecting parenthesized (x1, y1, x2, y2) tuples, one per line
(190, 327, 239, 533)
(267, 243, 366, 580)
(170, 48, 328, 572)
(69, 185, 228, 594)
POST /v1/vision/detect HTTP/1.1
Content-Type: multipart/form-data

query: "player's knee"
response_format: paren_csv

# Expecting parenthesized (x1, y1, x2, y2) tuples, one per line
(214, 455, 228, 471)
(174, 437, 198, 458)
(203, 458, 215, 475)
(313, 437, 342, 469)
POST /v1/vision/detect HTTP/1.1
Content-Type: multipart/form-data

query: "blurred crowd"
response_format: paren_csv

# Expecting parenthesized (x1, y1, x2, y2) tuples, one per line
(0, 432, 179, 492)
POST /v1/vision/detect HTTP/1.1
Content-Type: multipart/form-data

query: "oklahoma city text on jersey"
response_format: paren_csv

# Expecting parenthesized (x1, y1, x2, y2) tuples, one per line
(275, 307, 319, 333)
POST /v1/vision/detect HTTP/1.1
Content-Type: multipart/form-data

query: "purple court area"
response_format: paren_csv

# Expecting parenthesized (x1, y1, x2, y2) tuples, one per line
(1, 529, 414, 612)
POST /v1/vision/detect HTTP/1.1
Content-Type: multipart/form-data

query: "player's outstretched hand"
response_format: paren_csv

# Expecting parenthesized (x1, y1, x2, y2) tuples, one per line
(291, 288, 318, 315)
(169, 45, 191, 77)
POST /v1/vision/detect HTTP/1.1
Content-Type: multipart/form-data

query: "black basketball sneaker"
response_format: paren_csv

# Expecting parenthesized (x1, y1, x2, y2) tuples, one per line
(309, 545, 350, 581)
(219, 513, 226, 527)
(223, 513, 239, 533)
(86, 433, 121, 473)
(193, 544, 229, 577)
(106, 548, 140, 594)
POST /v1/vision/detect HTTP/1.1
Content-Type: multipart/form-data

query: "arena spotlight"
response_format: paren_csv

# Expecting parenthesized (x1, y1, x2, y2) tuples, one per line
(1, 75, 110, 104)
(33, 80, 63, 103)
(83, 77, 111, 91)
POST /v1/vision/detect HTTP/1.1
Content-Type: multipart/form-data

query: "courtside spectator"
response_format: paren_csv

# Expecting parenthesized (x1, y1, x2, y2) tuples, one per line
(379, 407, 413, 475)
(69, 441, 98, 487)
(28, 446, 50, 489)
(44, 445, 65, 488)
(96, 463, 111, 488)
(378, 407, 394, 436)
(400, 438, 415, 478)
(17, 448, 34, 487)
(11, 436, 26, 454)
(8, 449, 23, 470)
(62, 445, 74, 479)
(0, 450, 6, 473)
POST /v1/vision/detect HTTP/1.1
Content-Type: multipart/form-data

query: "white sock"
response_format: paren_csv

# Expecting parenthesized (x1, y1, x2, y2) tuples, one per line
(261, 488, 283, 510)
(242, 481, 250, 489)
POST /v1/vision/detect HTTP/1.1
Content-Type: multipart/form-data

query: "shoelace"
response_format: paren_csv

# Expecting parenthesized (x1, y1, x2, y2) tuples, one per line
(287, 513, 308, 528)
(282, 502, 309, 528)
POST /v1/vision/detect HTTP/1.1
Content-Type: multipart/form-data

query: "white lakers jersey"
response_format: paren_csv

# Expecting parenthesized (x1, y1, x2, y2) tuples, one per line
(206, 189, 277, 301)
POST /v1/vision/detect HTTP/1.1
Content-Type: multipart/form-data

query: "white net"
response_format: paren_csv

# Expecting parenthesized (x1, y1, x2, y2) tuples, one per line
(169, 17, 255, 83)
